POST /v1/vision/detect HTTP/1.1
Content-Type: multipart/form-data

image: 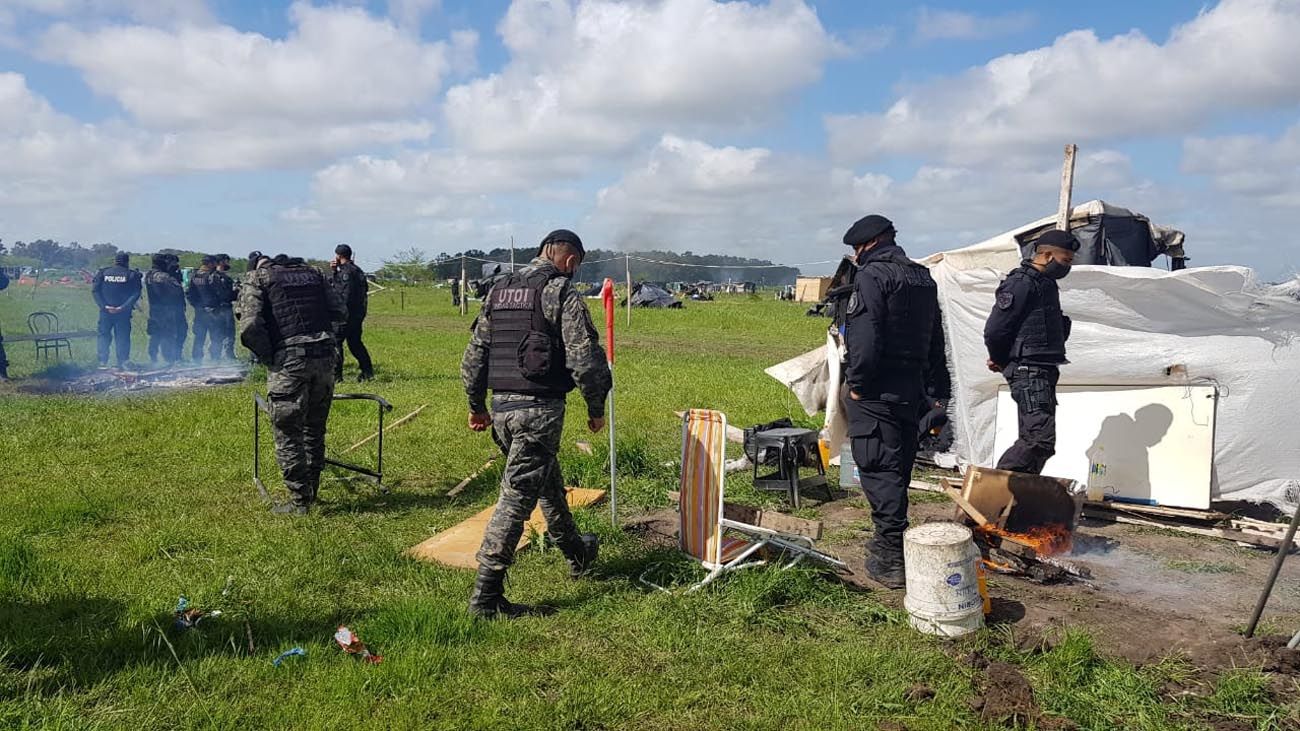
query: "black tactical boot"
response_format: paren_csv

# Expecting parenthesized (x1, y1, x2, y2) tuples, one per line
(467, 568, 549, 619)
(557, 533, 600, 579)
(270, 502, 308, 516)
(864, 554, 905, 590)
(357, 371, 374, 383)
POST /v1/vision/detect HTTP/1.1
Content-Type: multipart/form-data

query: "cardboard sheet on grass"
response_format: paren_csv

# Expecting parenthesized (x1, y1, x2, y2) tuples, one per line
(407, 488, 606, 569)
(767, 200, 1300, 510)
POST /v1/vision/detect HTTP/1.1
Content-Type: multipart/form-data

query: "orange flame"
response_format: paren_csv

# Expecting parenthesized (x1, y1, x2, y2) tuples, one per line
(978, 523, 1073, 557)
(981, 558, 1015, 573)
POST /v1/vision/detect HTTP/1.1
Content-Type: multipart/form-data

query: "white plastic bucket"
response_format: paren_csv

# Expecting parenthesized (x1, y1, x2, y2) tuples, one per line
(903, 522, 985, 638)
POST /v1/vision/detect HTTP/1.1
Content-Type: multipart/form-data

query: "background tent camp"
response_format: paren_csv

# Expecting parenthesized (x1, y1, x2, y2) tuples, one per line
(770, 201, 1300, 511)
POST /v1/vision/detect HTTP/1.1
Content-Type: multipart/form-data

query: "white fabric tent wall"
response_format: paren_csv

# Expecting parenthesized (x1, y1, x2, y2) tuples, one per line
(928, 203, 1300, 509)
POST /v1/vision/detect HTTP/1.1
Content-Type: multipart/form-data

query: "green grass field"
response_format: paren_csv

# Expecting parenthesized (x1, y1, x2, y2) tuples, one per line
(0, 284, 1292, 729)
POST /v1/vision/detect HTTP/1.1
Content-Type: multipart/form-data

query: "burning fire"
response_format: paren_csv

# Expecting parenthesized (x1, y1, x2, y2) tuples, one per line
(981, 558, 1014, 573)
(978, 523, 1073, 557)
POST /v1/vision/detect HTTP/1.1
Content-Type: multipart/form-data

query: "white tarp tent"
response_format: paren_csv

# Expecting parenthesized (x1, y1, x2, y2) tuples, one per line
(769, 201, 1300, 509)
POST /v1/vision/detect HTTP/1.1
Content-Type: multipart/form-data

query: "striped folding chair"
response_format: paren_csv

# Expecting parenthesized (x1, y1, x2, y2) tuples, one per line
(646, 409, 846, 593)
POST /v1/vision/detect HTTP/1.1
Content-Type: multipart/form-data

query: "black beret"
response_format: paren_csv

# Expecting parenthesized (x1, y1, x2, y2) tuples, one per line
(214, 253, 231, 263)
(540, 229, 584, 257)
(843, 214, 894, 246)
(201, 255, 216, 266)
(152, 253, 169, 269)
(1035, 229, 1080, 252)
(335, 244, 353, 259)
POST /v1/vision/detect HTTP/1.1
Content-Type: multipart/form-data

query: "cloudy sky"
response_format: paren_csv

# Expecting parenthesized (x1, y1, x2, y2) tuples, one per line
(2, 0, 1298, 278)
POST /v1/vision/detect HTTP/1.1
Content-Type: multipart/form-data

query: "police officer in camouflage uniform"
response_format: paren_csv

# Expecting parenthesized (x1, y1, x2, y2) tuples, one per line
(211, 254, 238, 360)
(984, 228, 1078, 475)
(461, 229, 613, 619)
(145, 253, 186, 366)
(239, 254, 347, 515)
(92, 252, 143, 369)
(841, 215, 950, 589)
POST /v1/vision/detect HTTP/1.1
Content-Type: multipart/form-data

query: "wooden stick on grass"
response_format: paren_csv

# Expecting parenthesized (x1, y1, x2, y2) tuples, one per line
(447, 457, 498, 498)
(342, 404, 427, 454)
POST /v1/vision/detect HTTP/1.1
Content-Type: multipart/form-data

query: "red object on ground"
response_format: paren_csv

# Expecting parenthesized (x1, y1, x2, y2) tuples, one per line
(601, 278, 615, 364)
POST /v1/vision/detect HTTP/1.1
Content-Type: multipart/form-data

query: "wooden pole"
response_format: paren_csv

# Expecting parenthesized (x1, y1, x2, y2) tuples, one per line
(342, 404, 427, 454)
(624, 254, 632, 327)
(447, 458, 498, 498)
(1056, 143, 1078, 231)
(510, 235, 515, 272)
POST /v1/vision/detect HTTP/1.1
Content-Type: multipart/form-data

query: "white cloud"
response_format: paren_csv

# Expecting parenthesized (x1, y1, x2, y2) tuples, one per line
(829, 0, 1300, 164)
(915, 7, 1034, 41)
(44, 3, 448, 129)
(444, 0, 839, 156)
(588, 135, 1161, 262)
(306, 149, 593, 216)
(1183, 123, 1300, 207)
(388, 0, 440, 30)
(5, 0, 213, 25)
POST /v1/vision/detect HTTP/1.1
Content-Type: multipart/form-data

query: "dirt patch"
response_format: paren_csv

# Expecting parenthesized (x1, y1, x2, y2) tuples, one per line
(814, 496, 1300, 670)
(625, 489, 1300, 676)
(904, 684, 935, 703)
(1204, 720, 1256, 731)
(971, 660, 1039, 727)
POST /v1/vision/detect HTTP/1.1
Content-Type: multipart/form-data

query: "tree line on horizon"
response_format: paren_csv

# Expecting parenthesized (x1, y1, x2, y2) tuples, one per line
(377, 246, 802, 286)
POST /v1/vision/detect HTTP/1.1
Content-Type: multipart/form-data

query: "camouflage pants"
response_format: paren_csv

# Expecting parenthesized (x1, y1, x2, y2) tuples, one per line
(267, 341, 337, 506)
(476, 399, 581, 572)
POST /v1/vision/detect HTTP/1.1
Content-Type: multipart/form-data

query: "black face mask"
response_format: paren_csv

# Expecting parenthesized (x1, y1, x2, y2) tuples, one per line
(1043, 259, 1072, 280)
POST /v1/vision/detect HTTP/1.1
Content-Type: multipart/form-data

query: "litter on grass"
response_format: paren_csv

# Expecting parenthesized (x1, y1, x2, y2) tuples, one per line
(272, 647, 306, 667)
(334, 626, 382, 664)
(173, 596, 222, 630)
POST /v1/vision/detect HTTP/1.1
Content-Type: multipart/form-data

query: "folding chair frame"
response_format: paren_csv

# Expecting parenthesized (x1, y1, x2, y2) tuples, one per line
(253, 391, 394, 500)
(643, 409, 847, 593)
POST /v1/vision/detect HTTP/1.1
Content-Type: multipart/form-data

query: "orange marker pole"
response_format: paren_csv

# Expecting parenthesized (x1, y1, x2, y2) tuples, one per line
(601, 278, 617, 525)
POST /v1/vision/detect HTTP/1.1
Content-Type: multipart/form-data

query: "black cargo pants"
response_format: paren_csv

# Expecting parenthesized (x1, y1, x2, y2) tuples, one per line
(849, 398, 920, 567)
(995, 363, 1059, 475)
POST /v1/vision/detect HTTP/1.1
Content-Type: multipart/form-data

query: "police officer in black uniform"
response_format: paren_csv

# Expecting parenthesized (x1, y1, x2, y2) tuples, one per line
(0, 266, 10, 381)
(92, 252, 143, 369)
(984, 228, 1079, 475)
(211, 254, 238, 360)
(187, 256, 217, 362)
(841, 214, 950, 589)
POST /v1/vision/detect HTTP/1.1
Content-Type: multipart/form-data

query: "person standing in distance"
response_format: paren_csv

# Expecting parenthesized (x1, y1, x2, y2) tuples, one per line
(239, 254, 347, 515)
(841, 215, 950, 589)
(187, 256, 217, 362)
(984, 229, 1079, 475)
(330, 244, 374, 382)
(92, 252, 143, 370)
(211, 254, 238, 361)
(145, 253, 186, 367)
(0, 266, 10, 381)
(460, 229, 612, 619)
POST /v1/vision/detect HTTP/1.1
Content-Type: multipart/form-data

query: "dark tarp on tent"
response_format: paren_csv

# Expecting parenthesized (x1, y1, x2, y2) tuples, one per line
(1015, 211, 1187, 268)
(625, 283, 683, 309)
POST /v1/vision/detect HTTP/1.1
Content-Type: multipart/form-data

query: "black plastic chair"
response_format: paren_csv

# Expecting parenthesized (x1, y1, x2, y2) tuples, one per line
(28, 311, 72, 363)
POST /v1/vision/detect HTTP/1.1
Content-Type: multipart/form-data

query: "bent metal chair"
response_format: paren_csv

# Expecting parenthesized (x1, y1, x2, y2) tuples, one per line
(644, 409, 846, 593)
(28, 311, 73, 363)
